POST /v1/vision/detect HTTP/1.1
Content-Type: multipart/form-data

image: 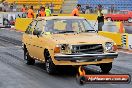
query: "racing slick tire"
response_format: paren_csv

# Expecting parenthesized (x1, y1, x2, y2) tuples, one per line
(24, 48, 35, 65)
(44, 50, 56, 74)
(100, 63, 112, 74)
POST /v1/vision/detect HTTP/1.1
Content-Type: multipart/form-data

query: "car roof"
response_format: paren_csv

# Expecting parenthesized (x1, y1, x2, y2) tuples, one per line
(36, 16, 85, 20)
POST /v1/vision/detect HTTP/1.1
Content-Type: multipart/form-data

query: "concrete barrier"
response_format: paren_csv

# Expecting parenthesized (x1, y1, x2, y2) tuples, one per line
(128, 34, 132, 51)
(102, 21, 125, 33)
(98, 31, 122, 46)
(0, 12, 24, 27)
(15, 18, 32, 32)
(122, 33, 132, 51)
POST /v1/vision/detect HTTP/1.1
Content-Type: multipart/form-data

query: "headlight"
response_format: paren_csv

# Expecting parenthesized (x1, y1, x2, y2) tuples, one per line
(105, 42, 114, 51)
(54, 44, 71, 54)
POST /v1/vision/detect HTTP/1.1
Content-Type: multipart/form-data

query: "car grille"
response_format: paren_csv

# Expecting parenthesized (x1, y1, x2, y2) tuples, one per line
(72, 44, 104, 54)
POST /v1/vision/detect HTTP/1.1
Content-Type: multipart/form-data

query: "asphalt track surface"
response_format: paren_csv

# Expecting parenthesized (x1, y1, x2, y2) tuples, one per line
(0, 28, 132, 88)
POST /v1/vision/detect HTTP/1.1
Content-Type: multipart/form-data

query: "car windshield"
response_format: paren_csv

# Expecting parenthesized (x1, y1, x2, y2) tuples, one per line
(44, 19, 95, 34)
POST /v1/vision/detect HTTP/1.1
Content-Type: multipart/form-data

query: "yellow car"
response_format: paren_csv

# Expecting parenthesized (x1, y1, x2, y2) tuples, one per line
(22, 16, 118, 74)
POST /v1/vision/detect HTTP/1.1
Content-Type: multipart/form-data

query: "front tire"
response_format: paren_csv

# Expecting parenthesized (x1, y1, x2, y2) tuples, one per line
(44, 50, 56, 74)
(100, 63, 112, 74)
(24, 49, 35, 65)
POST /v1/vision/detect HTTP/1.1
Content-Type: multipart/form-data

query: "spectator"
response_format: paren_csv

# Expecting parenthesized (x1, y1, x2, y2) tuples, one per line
(21, 4, 26, 12)
(45, 6, 51, 16)
(85, 5, 90, 14)
(97, 4, 103, 17)
(71, 4, 81, 16)
(12, 1, 17, 12)
(81, 8, 86, 14)
(45, 3, 49, 7)
(27, 6, 34, 18)
(37, 6, 42, 14)
(50, 2, 54, 13)
(39, 7, 46, 17)
(60, 9, 63, 13)
(3, 1, 9, 12)
(0, 1, 4, 11)
(21, 5, 27, 18)
(97, 13, 104, 31)
(111, 4, 115, 13)
(10, 3, 13, 12)
(36, 6, 42, 17)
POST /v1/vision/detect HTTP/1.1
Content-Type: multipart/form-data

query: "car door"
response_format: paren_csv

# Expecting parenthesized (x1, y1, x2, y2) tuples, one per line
(25, 20, 37, 57)
(32, 20, 45, 60)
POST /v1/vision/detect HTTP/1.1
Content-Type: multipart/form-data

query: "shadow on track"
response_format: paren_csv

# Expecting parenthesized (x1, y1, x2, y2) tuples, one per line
(33, 62, 111, 77)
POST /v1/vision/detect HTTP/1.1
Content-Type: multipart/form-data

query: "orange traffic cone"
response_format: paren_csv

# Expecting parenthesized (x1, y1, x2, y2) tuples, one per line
(119, 22, 125, 33)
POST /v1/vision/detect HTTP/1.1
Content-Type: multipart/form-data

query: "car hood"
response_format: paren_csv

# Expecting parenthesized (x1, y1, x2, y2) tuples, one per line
(48, 33, 114, 45)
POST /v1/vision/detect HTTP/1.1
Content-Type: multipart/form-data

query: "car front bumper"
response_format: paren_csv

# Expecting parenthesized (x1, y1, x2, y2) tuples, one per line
(54, 53, 118, 62)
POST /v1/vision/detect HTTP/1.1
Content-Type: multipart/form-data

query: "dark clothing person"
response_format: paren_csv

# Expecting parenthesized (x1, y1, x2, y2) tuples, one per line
(97, 16, 104, 23)
(50, 3, 54, 13)
(97, 15, 104, 31)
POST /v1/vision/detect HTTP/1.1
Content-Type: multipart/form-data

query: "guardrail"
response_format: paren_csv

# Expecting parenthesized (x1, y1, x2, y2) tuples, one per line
(122, 33, 132, 51)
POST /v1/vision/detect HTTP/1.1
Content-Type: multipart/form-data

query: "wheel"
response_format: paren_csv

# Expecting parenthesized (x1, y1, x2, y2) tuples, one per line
(100, 63, 112, 74)
(44, 50, 56, 74)
(24, 49, 35, 65)
(128, 18, 132, 23)
(76, 76, 86, 85)
(107, 18, 112, 21)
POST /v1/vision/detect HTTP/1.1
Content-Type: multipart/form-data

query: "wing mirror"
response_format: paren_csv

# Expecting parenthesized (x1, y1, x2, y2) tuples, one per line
(33, 30, 41, 37)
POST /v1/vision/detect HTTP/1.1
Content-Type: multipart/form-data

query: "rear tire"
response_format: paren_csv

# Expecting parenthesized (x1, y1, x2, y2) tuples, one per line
(100, 63, 112, 74)
(24, 49, 35, 65)
(44, 50, 56, 74)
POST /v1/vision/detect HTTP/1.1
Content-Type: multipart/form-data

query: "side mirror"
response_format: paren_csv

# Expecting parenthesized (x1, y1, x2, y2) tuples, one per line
(33, 30, 41, 37)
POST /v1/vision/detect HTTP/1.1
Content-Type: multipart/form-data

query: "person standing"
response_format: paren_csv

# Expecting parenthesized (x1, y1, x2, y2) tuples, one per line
(21, 5, 27, 18)
(50, 2, 54, 14)
(111, 4, 115, 13)
(97, 13, 104, 31)
(21, 4, 26, 12)
(45, 6, 51, 16)
(39, 7, 46, 17)
(12, 1, 17, 12)
(27, 6, 34, 18)
(71, 4, 81, 16)
(10, 3, 13, 12)
(97, 4, 104, 31)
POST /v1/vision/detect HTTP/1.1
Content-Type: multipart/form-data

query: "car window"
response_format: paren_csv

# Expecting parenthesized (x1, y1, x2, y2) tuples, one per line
(33, 20, 44, 35)
(25, 20, 37, 34)
(44, 19, 94, 34)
